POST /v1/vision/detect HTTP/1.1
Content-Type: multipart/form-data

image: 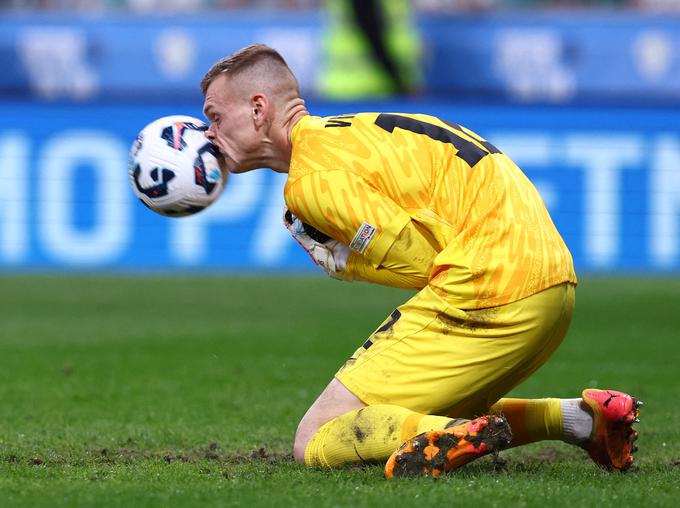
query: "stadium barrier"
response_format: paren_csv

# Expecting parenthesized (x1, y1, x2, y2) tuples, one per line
(1, 11, 679, 104)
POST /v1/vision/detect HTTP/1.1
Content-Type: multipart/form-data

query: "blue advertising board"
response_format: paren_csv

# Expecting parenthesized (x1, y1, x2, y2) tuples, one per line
(1, 100, 679, 273)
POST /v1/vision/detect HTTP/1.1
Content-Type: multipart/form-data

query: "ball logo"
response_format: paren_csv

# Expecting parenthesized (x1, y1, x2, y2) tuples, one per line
(131, 134, 143, 157)
(161, 122, 206, 151)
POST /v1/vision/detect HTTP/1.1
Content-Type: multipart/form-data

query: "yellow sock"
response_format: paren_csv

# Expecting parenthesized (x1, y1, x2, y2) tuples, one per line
(304, 405, 454, 467)
(490, 398, 563, 447)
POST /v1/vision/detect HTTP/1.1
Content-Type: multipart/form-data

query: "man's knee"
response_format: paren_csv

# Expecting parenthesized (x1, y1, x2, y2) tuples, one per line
(293, 418, 315, 464)
(292, 378, 366, 465)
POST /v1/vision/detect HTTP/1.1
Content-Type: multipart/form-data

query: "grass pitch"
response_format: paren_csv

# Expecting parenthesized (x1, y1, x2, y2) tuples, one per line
(0, 275, 679, 507)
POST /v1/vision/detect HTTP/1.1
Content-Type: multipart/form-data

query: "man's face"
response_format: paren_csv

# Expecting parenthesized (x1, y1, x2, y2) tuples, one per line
(202, 74, 260, 173)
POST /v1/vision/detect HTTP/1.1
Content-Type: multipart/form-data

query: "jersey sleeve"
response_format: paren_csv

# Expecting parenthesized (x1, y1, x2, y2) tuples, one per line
(345, 221, 436, 290)
(285, 169, 411, 268)
(345, 253, 425, 290)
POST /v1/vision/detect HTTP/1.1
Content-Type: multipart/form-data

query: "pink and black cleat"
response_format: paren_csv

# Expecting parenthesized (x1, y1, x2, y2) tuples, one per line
(581, 388, 642, 471)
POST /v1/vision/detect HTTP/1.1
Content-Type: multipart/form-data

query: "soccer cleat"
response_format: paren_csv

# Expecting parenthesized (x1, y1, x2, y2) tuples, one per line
(384, 415, 512, 478)
(581, 388, 642, 471)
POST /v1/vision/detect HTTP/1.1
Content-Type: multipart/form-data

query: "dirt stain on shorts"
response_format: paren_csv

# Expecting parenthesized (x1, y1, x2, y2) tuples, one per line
(438, 306, 500, 334)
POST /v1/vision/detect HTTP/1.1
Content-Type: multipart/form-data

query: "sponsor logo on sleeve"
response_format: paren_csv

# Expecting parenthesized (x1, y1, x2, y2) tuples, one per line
(350, 222, 377, 254)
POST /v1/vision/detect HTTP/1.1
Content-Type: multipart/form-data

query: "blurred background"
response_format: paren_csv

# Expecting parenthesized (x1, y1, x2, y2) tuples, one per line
(1, 0, 679, 274)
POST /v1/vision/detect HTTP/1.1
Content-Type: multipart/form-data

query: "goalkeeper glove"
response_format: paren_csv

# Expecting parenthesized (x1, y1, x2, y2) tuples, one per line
(283, 208, 351, 280)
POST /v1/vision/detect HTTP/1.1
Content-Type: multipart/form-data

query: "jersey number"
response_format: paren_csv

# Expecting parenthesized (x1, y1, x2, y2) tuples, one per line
(374, 113, 500, 168)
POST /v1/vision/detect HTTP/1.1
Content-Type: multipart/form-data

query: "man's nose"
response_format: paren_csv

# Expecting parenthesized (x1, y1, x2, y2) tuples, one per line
(205, 124, 216, 139)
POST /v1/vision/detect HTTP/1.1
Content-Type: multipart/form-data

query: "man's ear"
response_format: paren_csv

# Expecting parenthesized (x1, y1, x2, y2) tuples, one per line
(251, 93, 269, 128)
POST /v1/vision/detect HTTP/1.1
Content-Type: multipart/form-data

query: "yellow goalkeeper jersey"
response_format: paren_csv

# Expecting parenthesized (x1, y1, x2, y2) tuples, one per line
(284, 113, 576, 308)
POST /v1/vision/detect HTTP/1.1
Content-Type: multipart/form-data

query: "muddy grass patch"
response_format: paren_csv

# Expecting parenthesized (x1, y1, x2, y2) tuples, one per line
(2, 445, 292, 468)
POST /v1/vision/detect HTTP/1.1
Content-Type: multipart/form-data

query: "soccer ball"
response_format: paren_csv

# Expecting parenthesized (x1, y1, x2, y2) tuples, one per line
(128, 115, 226, 217)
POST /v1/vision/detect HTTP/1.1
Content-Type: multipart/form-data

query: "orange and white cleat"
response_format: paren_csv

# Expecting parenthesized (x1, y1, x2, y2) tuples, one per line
(581, 388, 642, 471)
(384, 415, 512, 478)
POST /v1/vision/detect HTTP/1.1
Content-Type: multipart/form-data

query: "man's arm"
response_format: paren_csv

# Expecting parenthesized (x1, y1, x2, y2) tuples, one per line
(285, 169, 413, 268)
(284, 207, 436, 289)
(345, 221, 436, 289)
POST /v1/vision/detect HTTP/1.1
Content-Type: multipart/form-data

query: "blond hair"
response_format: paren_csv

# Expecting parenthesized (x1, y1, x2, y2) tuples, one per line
(200, 44, 297, 96)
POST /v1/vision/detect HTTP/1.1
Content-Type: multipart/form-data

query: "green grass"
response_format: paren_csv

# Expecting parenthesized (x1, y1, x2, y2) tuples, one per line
(0, 276, 679, 507)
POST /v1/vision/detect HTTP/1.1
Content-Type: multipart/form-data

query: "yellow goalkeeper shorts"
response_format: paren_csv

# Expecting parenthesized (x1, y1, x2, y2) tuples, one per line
(335, 282, 575, 418)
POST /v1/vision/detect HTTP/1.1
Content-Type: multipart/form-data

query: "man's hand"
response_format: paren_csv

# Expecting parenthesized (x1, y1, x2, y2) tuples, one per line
(283, 209, 351, 280)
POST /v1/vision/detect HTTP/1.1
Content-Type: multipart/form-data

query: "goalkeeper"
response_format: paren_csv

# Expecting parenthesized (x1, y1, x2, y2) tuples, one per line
(200, 44, 641, 477)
